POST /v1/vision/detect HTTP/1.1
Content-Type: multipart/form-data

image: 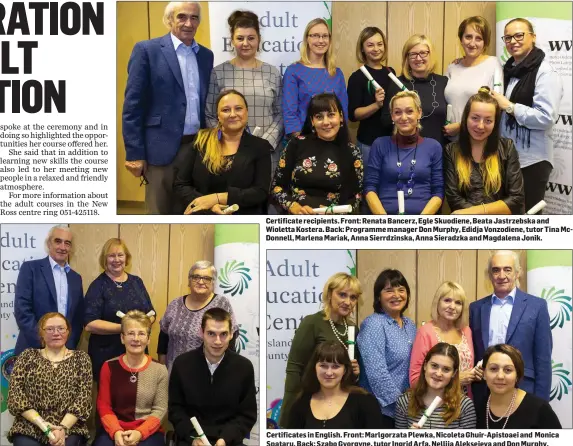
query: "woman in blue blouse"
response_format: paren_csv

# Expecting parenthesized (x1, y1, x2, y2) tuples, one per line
(365, 90, 443, 215)
(282, 18, 348, 137)
(357, 269, 417, 428)
(84, 238, 155, 382)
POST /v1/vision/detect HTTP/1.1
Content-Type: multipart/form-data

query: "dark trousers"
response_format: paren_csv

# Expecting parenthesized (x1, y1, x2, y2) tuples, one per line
(93, 432, 165, 446)
(13, 435, 85, 446)
(521, 161, 552, 214)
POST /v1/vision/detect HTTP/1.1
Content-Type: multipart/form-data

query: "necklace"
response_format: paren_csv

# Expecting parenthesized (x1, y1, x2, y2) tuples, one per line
(124, 356, 144, 383)
(409, 75, 438, 119)
(395, 137, 419, 196)
(486, 389, 517, 429)
(44, 347, 68, 364)
(114, 280, 123, 289)
(329, 318, 348, 349)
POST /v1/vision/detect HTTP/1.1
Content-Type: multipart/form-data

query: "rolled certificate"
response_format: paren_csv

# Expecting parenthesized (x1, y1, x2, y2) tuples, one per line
(397, 190, 405, 215)
(526, 200, 546, 215)
(190, 417, 211, 446)
(493, 72, 503, 94)
(445, 104, 454, 125)
(312, 205, 352, 214)
(359, 65, 382, 90)
(347, 326, 356, 361)
(222, 204, 239, 215)
(33, 416, 56, 441)
(146, 310, 156, 318)
(388, 71, 408, 91)
(116, 311, 126, 318)
(476, 359, 483, 368)
(417, 396, 442, 428)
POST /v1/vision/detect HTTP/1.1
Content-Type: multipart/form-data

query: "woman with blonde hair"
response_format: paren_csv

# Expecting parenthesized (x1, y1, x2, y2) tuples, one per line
(174, 89, 272, 215)
(282, 18, 348, 137)
(444, 87, 524, 214)
(383, 34, 449, 146)
(95, 311, 168, 446)
(84, 238, 155, 382)
(8, 313, 92, 446)
(409, 281, 480, 397)
(365, 90, 443, 215)
(279, 273, 362, 427)
(396, 343, 476, 428)
(443, 16, 504, 140)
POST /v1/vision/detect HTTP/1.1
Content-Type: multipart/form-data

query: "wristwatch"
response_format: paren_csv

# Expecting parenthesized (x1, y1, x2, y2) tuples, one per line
(505, 103, 515, 115)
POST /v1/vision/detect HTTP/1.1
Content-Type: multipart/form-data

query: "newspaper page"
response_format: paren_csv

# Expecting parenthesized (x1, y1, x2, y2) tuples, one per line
(1, 2, 572, 446)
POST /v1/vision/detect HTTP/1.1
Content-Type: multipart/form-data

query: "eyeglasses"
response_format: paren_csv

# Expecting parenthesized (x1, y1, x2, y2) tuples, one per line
(43, 327, 68, 334)
(140, 174, 149, 187)
(107, 253, 126, 259)
(190, 275, 214, 284)
(408, 50, 430, 60)
(123, 331, 148, 339)
(308, 33, 330, 41)
(501, 32, 534, 44)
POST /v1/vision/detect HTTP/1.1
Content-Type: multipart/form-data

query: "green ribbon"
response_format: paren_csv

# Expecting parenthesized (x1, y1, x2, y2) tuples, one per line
(367, 79, 375, 95)
(325, 204, 336, 214)
(346, 340, 356, 345)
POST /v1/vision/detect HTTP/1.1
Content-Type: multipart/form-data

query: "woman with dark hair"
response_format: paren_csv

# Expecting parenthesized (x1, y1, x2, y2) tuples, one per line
(283, 18, 348, 138)
(279, 273, 362, 427)
(356, 269, 417, 428)
(444, 87, 524, 214)
(365, 90, 443, 215)
(271, 93, 363, 215)
(491, 18, 562, 213)
(174, 89, 272, 215)
(8, 313, 92, 446)
(476, 344, 561, 429)
(443, 16, 504, 140)
(206, 11, 283, 174)
(396, 343, 476, 429)
(347, 27, 396, 164)
(285, 341, 383, 429)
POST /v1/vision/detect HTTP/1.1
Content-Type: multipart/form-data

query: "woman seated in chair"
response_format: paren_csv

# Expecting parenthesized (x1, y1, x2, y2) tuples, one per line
(95, 311, 168, 446)
(174, 89, 272, 215)
(8, 312, 92, 446)
(271, 93, 363, 215)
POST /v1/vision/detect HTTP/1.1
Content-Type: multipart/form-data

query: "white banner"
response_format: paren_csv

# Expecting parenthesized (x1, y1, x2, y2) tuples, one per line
(265, 249, 356, 427)
(208, 1, 332, 75)
(1, 224, 54, 445)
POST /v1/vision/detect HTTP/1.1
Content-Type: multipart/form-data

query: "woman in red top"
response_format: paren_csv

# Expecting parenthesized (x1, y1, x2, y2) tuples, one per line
(95, 311, 168, 446)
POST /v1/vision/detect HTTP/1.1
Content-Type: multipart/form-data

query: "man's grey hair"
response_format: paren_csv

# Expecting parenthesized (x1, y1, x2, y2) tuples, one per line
(44, 224, 73, 253)
(188, 260, 216, 280)
(163, 2, 201, 29)
(487, 250, 521, 286)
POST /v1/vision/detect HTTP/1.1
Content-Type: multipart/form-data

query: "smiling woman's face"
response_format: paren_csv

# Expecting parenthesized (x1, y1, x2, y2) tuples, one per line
(217, 93, 248, 133)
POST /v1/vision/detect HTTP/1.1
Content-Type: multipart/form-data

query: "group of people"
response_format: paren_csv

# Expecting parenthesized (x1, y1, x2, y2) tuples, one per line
(123, 2, 563, 215)
(279, 250, 561, 429)
(8, 225, 256, 446)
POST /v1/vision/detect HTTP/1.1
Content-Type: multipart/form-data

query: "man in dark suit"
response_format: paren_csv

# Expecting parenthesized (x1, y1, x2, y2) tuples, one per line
(470, 250, 552, 403)
(14, 225, 84, 355)
(123, 1, 214, 214)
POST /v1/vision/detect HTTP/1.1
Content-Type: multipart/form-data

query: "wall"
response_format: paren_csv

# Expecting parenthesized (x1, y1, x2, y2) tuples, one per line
(69, 223, 215, 356)
(356, 249, 528, 326)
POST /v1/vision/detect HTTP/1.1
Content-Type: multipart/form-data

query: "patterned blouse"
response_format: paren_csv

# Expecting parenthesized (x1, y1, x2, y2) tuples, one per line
(206, 61, 283, 149)
(435, 328, 473, 394)
(271, 135, 363, 213)
(159, 294, 238, 373)
(8, 349, 92, 443)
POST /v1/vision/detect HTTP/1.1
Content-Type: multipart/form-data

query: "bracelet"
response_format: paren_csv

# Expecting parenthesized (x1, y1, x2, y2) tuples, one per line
(481, 203, 487, 215)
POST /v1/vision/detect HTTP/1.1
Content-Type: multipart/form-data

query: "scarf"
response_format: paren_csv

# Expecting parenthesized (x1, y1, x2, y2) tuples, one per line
(393, 132, 423, 148)
(503, 46, 545, 148)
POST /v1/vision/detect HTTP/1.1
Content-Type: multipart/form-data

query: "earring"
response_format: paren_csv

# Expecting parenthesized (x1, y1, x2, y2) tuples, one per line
(311, 127, 316, 133)
(392, 121, 395, 125)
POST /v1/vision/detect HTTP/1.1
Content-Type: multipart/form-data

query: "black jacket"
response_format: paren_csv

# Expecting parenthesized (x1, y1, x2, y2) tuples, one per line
(174, 131, 272, 214)
(168, 347, 257, 446)
(444, 137, 525, 214)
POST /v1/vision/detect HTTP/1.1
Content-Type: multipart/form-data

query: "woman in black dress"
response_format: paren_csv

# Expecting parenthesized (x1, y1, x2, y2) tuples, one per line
(476, 344, 561, 429)
(174, 89, 272, 215)
(84, 238, 154, 382)
(271, 93, 363, 214)
(284, 341, 383, 429)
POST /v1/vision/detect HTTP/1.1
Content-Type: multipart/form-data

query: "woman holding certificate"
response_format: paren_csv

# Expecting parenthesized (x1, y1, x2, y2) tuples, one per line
(395, 343, 476, 429)
(364, 91, 443, 215)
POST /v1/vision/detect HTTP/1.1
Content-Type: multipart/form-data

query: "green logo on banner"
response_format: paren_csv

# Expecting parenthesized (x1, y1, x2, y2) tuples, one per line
(347, 249, 356, 276)
(219, 260, 252, 296)
(551, 360, 572, 401)
(501, 47, 511, 64)
(323, 2, 332, 30)
(237, 325, 248, 352)
(541, 286, 572, 329)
